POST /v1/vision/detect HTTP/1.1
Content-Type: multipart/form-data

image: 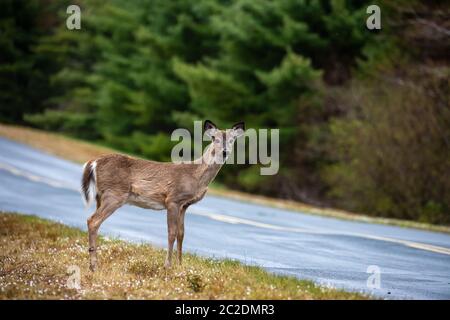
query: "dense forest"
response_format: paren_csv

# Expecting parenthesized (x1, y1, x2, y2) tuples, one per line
(1, 0, 449, 224)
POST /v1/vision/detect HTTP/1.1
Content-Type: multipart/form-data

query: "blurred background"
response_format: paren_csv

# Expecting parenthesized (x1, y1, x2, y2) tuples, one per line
(0, 0, 449, 225)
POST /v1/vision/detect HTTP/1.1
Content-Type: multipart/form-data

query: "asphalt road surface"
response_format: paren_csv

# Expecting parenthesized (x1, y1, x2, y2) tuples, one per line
(0, 137, 449, 299)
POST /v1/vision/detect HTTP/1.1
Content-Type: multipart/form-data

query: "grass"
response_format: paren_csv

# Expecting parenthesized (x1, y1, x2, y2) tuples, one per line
(0, 123, 115, 163)
(0, 212, 367, 299)
(0, 123, 448, 234)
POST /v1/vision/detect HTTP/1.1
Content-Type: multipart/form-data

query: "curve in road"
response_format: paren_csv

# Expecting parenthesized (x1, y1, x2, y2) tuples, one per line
(0, 137, 449, 299)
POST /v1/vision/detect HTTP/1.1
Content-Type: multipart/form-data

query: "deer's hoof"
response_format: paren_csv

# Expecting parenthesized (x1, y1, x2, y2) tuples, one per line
(164, 260, 171, 269)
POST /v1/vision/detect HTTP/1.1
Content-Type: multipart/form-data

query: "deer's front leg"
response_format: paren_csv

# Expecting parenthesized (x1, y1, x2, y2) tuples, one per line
(165, 202, 180, 268)
(177, 206, 187, 265)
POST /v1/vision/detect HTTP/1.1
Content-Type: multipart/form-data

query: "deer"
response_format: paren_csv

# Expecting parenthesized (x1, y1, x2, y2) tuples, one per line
(81, 120, 245, 271)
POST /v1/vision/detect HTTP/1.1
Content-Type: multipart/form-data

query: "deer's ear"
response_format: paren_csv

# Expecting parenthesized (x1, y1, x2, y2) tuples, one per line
(232, 121, 245, 137)
(204, 120, 218, 137)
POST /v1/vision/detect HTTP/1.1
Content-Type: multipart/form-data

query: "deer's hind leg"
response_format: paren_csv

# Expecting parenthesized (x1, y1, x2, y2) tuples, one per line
(87, 192, 127, 271)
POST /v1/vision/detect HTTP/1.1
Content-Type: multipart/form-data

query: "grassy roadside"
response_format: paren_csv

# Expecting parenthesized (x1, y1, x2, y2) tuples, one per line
(0, 123, 448, 234)
(0, 212, 367, 299)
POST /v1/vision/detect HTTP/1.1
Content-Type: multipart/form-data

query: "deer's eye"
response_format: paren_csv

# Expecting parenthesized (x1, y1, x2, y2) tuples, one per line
(214, 138, 220, 143)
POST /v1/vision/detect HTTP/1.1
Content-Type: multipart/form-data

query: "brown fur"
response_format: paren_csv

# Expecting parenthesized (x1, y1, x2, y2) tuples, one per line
(82, 120, 245, 270)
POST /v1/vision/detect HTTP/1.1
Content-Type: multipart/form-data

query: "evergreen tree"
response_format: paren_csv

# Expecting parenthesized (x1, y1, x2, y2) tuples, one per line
(0, 0, 62, 123)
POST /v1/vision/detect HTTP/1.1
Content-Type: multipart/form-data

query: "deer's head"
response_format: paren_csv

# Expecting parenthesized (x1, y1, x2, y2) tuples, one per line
(204, 120, 245, 164)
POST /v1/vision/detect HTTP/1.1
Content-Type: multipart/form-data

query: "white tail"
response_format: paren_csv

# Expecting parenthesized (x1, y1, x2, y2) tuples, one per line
(83, 120, 245, 271)
(81, 160, 97, 208)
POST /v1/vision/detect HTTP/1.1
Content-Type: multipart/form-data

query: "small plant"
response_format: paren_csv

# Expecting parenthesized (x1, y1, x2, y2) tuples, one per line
(186, 274, 203, 293)
(127, 260, 158, 278)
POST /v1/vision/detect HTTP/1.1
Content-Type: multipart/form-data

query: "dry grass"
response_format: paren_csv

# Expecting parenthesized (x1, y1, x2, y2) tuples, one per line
(0, 212, 367, 299)
(0, 123, 115, 163)
(0, 123, 448, 234)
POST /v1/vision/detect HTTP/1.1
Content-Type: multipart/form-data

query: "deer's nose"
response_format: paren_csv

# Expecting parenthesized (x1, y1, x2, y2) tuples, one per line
(222, 150, 228, 158)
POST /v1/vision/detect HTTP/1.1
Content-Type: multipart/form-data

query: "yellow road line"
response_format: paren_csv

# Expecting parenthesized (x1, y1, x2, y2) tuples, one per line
(2, 161, 450, 256)
(189, 207, 450, 256)
(0, 162, 78, 191)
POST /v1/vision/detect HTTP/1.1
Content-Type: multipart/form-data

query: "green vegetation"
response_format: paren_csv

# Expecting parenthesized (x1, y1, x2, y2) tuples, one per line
(0, 212, 367, 299)
(0, 0, 448, 224)
(2, 123, 449, 234)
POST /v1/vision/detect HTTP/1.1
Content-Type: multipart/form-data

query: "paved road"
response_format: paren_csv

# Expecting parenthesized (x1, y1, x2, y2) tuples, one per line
(0, 137, 449, 299)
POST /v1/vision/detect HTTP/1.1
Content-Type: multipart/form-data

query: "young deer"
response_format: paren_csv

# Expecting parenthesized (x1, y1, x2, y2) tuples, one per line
(81, 120, 245, 271)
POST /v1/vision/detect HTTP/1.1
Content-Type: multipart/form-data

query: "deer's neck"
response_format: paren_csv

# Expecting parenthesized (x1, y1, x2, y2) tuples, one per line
(193, 144, 223, 187)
